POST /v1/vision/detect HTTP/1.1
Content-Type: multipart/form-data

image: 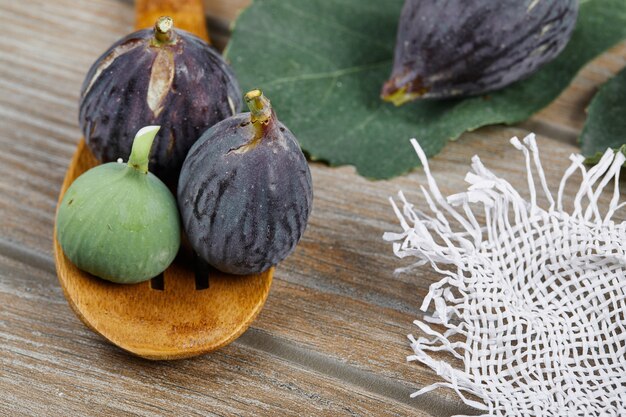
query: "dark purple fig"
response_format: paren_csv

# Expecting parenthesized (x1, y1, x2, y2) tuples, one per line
(177, 90, 313, 275)
(79, 16, 242, 186)
(381, 0, 578, 104)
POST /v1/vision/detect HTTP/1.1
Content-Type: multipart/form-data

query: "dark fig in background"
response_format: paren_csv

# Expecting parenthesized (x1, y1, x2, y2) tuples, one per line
(178, 90, 313, 275)
(79, 16, 242, 186)
(382, 0, 579, 104)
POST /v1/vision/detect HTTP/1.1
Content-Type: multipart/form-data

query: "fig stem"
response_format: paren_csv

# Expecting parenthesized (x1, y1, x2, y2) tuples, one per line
(128, 126, 161, 174)
(154, 16, 175, 43)
(245, 89, 272, 124)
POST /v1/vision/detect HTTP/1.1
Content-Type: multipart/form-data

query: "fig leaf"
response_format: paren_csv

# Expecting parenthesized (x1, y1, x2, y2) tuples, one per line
(580, 67, 626, 164)
(226, 0, 626, 179)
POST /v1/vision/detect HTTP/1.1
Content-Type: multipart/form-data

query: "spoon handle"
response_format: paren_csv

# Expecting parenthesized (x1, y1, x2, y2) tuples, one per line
(135, 0, 210, 43)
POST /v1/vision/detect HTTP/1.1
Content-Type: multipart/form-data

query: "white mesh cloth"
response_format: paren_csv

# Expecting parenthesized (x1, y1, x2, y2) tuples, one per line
(384, 134, 626, 416)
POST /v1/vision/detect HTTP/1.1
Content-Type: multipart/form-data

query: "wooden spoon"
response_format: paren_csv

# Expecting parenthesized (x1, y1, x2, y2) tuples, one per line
(53, 0, 272, 360)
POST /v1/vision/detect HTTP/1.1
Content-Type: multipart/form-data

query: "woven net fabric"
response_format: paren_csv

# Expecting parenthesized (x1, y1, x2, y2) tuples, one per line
(384, 134, 626, 416)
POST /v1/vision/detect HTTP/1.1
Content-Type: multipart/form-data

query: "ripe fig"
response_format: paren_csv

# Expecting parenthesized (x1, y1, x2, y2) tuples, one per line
(79, 16, 242, 186)
(56, 126, 181, 284)
(178, 90, 313, 275)
(381, 0, 578, 104)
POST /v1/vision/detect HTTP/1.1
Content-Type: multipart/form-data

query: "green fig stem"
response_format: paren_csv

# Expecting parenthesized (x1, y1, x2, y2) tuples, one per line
(128, 126, 160, 174)
(154, 16, 175, 44)
(245, 89, 272, 125)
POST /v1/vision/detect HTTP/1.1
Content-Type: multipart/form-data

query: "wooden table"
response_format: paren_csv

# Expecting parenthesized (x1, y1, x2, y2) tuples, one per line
(1, 0, 625, 415)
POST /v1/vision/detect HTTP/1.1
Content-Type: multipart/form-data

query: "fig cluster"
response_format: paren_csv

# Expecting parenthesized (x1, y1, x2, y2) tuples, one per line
(57, 17, 312, 283)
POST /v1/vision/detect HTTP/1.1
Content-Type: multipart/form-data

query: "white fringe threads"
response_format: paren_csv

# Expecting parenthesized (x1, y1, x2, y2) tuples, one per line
(384, 134, 626, 416)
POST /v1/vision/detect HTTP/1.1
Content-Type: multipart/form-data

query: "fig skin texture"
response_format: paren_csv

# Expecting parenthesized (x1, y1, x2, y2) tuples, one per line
(56, 126, 181, 284)
(178, 90, 313, 275)
(381, 0, 579, 104)
(79, 17, 242, 186)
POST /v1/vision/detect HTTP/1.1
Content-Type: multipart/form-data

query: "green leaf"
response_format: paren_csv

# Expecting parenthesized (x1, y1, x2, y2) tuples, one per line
(580, 66, 626, 163)
(226, 0, 626, 179)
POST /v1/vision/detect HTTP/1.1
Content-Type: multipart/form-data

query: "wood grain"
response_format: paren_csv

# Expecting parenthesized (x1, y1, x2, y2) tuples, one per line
(2, 0, 626, 415)
(1, 256, 439, 417)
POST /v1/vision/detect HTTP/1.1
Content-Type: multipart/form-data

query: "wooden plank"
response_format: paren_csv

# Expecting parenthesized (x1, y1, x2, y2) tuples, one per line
(2, 0, 626, 415)
(1, 253, 441, 417)
(0, 1, 471, 413)
(1, 0, 624, 396)
(5, 114, 623, 404)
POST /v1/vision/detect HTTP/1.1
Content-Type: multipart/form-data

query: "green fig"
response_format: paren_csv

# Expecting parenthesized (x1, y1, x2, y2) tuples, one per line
(56, 126, 181, 284)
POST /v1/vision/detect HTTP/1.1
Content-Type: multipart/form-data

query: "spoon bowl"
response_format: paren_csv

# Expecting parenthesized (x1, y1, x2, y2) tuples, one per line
(54, 140, 273, 359)
(53, 0, 273, 359)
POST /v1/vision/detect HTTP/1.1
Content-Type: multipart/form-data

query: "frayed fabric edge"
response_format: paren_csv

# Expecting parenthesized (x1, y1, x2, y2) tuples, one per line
(384, 134, 626, 416)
